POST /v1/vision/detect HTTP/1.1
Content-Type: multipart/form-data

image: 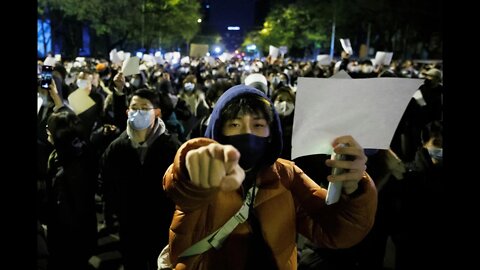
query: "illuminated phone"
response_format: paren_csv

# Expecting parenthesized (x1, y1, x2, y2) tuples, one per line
(40, 65, 53, 89)
(325, 144, 351, 205)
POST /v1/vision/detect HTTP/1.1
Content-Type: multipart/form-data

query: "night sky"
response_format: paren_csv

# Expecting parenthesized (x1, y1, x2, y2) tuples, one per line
(202, 0, 279, 50)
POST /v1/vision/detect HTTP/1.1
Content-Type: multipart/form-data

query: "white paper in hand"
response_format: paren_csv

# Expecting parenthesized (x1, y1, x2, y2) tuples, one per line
(67, 89, 95, 115)
(325, 145, 348, 205)
(121, 56, 140, 77)
(340, 38, 353, 55)
(291, 77, 423, 159)
(110, 49, 122, 65)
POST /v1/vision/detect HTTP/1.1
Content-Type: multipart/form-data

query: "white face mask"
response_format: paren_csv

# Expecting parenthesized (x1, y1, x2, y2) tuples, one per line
(76, 79, 89, 90)
(131, 78, 141, 88)
(427, 146, 443, 162)
(184, 82, 195, 92)
(128, 109, 153, 130)
(274, 101, 295, 116)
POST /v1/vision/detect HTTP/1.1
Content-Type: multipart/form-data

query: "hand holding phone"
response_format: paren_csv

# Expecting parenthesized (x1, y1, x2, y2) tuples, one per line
(325, 143, 349, 205)
(40, 65, 53, 89)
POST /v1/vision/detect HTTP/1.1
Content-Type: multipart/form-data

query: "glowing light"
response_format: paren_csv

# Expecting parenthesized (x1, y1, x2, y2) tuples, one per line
(247, 44, 256, 51)
(214, 47, 221, 53)
(197, 18, 202, 23)
(136, 52, 143, 58)
(227, 26, 240, 31)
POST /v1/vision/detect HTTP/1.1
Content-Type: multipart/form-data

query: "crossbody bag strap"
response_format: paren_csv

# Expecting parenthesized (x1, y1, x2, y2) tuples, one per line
(178, 186, 258, 258)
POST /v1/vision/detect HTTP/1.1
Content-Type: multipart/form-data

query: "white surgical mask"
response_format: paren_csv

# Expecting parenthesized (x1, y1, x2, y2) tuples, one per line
(274, 101, 295, 116)
(76, 79, 89, 90)
(128, 109, 153, 130)
(184, 82, 195, 92)
(427, 147, 443, 162)
(131, 78, 141, 88)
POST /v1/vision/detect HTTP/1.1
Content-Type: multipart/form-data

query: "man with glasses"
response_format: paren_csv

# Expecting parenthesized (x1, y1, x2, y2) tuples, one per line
(100, 88, 182, 270)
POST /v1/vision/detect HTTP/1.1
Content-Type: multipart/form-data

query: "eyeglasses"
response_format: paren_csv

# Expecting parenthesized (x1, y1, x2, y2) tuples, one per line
(129, 107, 154, 114)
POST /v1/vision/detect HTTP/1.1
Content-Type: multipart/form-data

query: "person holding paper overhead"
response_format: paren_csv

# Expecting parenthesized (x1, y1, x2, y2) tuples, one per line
(162, 85, 377, 270)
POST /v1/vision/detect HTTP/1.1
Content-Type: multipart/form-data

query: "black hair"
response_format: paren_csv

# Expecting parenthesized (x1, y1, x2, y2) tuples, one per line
(128, 88, 161, 108)
(206, 80, 233, 106)
(220, 94, 274, 128)
(47, 108, 88, 161)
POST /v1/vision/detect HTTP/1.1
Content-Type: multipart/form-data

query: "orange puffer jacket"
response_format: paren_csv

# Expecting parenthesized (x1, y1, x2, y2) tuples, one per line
(163, 138, 377, 270)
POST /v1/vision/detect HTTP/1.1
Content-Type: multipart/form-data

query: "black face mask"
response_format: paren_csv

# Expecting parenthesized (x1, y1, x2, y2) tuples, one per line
(222, 134, 269, 170)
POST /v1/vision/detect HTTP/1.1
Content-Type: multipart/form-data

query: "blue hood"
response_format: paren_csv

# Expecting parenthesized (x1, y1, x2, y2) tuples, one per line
(204, 84, 283, 167)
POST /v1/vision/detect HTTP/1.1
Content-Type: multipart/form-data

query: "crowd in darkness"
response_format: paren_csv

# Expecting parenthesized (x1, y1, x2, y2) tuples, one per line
(37, 51, 443, 270)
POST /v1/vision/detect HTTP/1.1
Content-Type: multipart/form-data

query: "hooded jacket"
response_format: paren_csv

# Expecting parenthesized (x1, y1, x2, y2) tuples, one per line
(163, 85, 377, 270)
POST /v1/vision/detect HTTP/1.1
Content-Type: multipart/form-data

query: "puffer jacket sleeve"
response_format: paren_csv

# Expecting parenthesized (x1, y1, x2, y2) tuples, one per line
(163, 137, 221, 212)
(291, 163, 377, 249)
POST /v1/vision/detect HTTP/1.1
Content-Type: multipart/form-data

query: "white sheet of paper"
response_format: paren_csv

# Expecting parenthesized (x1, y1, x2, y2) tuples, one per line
(110, 49, 122, 65)
(204, 56, 216, 66)
(164, 52, 173, 61)
(121, 56, 140, 77)
(142, 54, 156, 65)
(218, 52, 233, 63)
(173, 52, 181, 60)
(340, 38, 353, 55)
(374, 51, 393, 66)
(67, 89, 96, 115)
(180, 56, 190, 65)
(291, 77, 423, 159)
(269, 45, 279, 59)
(155, 55, 164, 65)
(316, 54, 331, 65)
(279, 46, 288, 56)
(117, 51, 125, 61)
(44, 56, 56, 66)
(37, 94, 43, 115)
(331, 70, 351, 79)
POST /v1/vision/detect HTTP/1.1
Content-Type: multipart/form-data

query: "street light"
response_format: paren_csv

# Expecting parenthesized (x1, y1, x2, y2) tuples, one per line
(197, 18, 202, 23)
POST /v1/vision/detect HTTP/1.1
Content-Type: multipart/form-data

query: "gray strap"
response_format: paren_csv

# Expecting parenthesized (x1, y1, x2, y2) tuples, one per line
(179, 186, 258, 258)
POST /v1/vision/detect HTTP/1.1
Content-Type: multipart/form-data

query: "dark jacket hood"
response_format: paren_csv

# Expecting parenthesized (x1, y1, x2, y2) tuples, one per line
(204, 84, 283, 167)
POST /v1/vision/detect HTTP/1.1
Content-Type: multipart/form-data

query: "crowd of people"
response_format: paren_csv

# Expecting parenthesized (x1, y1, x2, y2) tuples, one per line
(37, 51, 443, 270)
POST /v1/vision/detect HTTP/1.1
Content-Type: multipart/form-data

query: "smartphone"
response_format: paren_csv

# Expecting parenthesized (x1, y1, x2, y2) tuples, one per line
(40, 65, 53, 89)
(325, 144, 350, 205)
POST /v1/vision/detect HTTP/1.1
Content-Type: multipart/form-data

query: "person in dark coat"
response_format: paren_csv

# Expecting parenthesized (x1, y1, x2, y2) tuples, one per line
(100, 88, 182, 270)
(44, 107, 98, 270)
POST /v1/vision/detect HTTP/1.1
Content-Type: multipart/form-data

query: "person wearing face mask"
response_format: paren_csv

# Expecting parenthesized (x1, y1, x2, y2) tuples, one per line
(177, 75, 209, 139)
(418, 68, 443, 122)
(399, 120, 443, 269)
(391, 67, 444, 162)
(160, 85, 377, 270)
(271, 86, 296, 159)
(100, 88, 182, 270)
(129, 71, 150, 90)
(351, 59, 377, 78)
(74, 71, 105, 137)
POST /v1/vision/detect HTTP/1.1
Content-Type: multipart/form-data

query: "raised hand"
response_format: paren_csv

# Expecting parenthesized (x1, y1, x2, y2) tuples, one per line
(325, 135, 368, 195)
(186, 143, 245, 191)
